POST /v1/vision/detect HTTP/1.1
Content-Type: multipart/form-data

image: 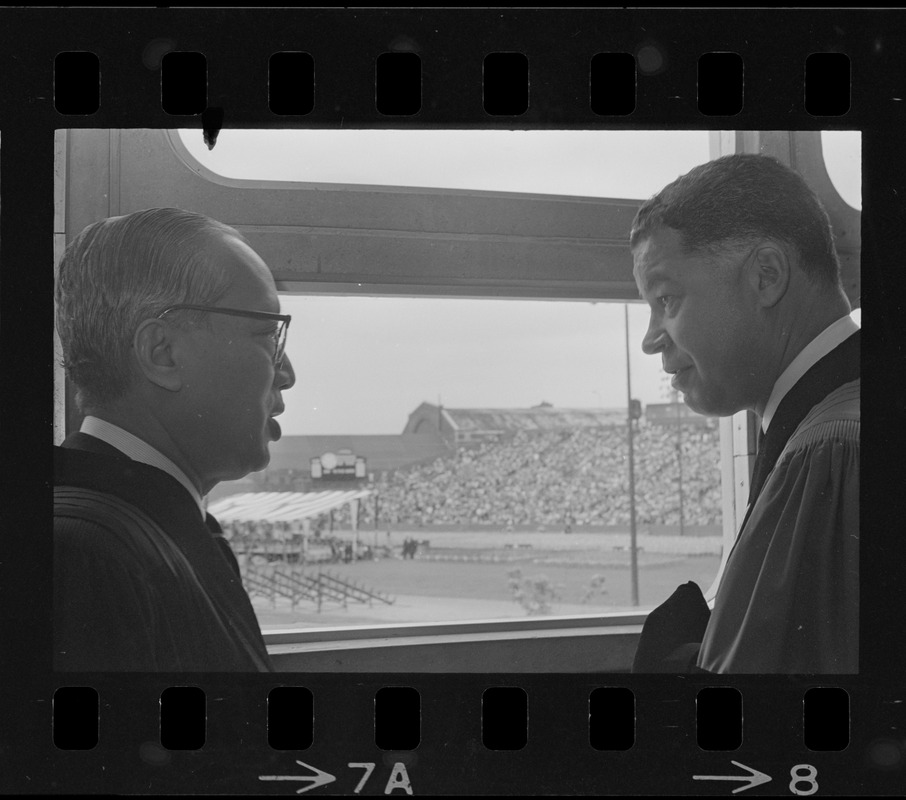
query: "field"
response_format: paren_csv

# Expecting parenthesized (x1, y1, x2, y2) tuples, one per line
(248, 528, 722, 629)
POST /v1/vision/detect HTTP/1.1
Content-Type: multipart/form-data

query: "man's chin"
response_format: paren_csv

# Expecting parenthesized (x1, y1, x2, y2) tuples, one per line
(235, 447, 272, 483)
(205, 446, 273, 493)
(252, 446, 272, 474)
(680, 390, 712, 417)
(683, 391, 734, 419)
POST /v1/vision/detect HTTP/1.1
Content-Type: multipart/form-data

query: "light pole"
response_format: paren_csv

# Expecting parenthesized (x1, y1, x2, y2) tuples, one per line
(624, 305, 640, 606)
(674, 389, 686, 536)
(373, 489, 380, 553)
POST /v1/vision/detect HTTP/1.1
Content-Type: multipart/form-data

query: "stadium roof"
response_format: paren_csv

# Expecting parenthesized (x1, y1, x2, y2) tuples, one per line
(406, 402, 627, 434)
(445, 407, 626, 431)
(208, 490, 372, 523)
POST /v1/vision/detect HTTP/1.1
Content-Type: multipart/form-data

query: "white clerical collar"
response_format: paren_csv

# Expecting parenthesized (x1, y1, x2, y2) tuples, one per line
(761, 315, 860, 433)
(80, 416, 206, 519)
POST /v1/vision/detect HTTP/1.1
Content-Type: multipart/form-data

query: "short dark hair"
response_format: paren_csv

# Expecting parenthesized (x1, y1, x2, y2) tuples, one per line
(55, 208, 248, 410)
(629, 154, 842, 287)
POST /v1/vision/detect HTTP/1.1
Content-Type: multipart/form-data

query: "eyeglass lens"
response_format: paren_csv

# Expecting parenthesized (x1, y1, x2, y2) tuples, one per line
(275, 323, 288, 364)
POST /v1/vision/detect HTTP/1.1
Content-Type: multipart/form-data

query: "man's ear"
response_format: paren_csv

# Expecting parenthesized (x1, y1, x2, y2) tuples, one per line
(746, 243, 790, 308)
(133, 319, 184, 392)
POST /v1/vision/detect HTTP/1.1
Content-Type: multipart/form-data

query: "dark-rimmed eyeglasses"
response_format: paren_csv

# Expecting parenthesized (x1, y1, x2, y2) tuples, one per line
(157, 304, 292, 366)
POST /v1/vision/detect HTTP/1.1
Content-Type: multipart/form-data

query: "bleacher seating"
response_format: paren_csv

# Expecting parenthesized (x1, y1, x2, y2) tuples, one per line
(325, 422, 722, 528)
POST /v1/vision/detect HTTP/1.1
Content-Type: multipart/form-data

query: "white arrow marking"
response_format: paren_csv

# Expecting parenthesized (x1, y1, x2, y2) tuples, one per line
(259, 760, 337, 794)
(693, 761, 772, 794)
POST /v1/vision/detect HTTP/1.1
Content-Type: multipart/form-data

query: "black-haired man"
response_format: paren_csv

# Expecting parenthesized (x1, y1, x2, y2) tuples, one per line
(630, 155, 858, 674)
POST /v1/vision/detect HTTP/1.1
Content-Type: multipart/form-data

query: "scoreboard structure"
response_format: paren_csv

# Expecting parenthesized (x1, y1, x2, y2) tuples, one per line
(310, 449, 367, 480)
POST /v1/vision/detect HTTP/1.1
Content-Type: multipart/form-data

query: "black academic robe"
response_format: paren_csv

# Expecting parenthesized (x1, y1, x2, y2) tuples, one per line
(54, 433, 273, 672)
(699, 340, 860, 673)
(633, 330, 860, 674)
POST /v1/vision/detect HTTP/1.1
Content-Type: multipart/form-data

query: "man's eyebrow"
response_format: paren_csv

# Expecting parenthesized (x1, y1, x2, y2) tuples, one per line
(640, 269, 671, 296)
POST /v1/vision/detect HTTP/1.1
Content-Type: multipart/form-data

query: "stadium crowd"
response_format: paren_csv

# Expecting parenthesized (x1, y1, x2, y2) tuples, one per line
(329, 422, 722, 529)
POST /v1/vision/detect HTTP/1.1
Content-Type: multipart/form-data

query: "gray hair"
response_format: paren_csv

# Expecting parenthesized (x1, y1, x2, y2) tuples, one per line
(55, 207, 248, 410)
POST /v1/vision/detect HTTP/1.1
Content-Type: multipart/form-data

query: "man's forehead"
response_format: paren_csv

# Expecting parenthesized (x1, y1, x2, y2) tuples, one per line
(203, 230, 268, 272)
(210, 233, 280, 311)
(633, 226, 687, 259)
(631, 228, 687, 291)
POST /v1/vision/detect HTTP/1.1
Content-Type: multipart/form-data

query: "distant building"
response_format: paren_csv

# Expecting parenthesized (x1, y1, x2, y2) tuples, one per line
(403, 402, 627, 446)
(208, 432, 451, 502)
(207, 400, 712, 503)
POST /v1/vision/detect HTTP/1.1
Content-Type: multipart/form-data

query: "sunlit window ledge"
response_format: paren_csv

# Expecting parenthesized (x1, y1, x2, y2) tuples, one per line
(263, 611, 649, 651)
(267, 625, 644, 656)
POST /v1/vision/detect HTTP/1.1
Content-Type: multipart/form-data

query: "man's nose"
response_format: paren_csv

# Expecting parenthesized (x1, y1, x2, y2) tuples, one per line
(275, 353, 296, 390)
(641, 319, 667, 355)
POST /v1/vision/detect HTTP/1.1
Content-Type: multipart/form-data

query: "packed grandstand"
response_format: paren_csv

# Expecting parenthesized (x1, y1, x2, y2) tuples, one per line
(213, 403, 724, 532)
(332, 421, 722, 529)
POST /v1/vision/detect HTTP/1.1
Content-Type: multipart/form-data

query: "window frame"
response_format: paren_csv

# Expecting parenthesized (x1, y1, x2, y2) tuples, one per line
(54, 127, 859, 669)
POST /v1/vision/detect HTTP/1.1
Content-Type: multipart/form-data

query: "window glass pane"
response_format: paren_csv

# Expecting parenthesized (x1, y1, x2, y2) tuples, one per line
(177, 129, 711, 198)
(821, 130, 861, 211)
(209, 297, 724, 630)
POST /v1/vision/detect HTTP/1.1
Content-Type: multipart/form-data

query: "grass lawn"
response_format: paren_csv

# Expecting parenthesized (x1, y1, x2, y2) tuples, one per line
(326, 553, 720, 607)
(249, 551, 721, 627)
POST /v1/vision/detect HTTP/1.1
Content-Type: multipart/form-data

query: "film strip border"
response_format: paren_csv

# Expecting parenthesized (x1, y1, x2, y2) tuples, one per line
(0, 8, 902, 127)
(54, 50, 852, 120)
(40, 680, 902, 794)
(54, 685, 851, 752)
(3, 6, 906, 797)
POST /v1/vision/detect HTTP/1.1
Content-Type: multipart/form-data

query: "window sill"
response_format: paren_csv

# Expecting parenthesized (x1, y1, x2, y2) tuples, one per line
(265, 611, 647, 672)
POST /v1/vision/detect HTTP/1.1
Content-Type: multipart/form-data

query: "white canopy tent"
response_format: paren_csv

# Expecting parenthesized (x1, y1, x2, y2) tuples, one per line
(208, 490, 372, 525)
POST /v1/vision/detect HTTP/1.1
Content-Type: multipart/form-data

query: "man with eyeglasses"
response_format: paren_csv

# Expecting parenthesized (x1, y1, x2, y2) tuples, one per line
(53, 208, 295, 671)
(629, 155, 859, 674)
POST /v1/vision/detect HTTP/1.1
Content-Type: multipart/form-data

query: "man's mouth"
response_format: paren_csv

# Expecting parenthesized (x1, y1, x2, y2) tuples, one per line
(669, 366, 691, 389)
(268, 404, 285, 440)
